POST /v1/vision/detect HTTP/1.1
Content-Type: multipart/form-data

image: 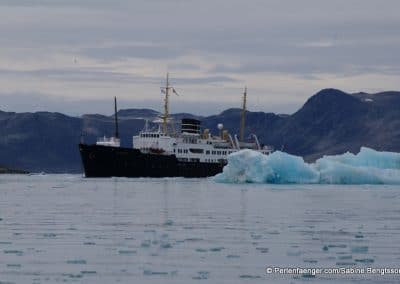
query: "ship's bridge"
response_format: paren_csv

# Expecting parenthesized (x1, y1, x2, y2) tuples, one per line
(139, 132, 161, 138)
(181, 118, 201, 135)
(133, 126, 175, 154)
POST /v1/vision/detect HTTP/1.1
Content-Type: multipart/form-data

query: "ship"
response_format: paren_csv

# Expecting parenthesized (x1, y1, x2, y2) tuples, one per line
(79, 74, 273, 177)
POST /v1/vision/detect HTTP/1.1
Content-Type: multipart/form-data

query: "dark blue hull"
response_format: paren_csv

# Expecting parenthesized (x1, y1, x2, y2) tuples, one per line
(79, 144, 224, 178)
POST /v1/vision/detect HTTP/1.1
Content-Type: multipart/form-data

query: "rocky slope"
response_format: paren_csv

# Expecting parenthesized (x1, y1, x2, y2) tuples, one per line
(0, 89, 398, 172)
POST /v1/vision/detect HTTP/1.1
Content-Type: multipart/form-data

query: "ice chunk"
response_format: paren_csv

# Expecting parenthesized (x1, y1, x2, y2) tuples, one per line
(214, 147, 400, 184)
(214, 149, 319, 184)
(318, 147, 400, 169)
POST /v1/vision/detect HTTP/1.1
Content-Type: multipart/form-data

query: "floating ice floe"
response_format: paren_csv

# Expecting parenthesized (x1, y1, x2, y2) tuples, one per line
(214, 147, 400, 184)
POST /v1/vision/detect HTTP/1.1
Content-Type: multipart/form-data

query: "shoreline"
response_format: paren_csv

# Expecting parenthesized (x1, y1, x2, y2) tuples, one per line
(0, 167, 29, 174)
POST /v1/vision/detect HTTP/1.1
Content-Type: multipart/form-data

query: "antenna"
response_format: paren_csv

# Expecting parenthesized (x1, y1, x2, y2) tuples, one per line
(114, 96, 119, 139)
(240, 86, 247, 141)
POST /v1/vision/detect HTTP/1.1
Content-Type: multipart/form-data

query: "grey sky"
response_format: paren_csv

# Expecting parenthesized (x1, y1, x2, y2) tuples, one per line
(0, 0, 399, 115)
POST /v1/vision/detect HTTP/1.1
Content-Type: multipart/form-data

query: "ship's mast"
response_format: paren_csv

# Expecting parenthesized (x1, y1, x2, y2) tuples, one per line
(160, 73, 179, 135)
(162, 73, 170, 134)
(114, 96, 119, 139)
(240, 86, 247, 141)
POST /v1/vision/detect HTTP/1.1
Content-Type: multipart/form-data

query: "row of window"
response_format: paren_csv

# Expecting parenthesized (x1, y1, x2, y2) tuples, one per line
(207, 150, 233, 155)
(183, 138, 198, 144)
(178, 158, 200, 162)
(174, 148, 234, 156)
(141, 133, 160, 138)
(205, 159, 227, 163)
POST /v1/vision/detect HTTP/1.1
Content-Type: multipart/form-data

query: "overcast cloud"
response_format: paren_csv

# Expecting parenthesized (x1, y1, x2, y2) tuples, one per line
(0, 0, 399, 115)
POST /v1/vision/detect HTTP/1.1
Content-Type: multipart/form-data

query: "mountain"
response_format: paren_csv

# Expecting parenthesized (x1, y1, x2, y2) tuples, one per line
(241, 89, 400, 161)
(0, 89, 399, 172)
(279, 89, 400, 160)
(116, 108, 159, 119)
(0, 166, 28, 174)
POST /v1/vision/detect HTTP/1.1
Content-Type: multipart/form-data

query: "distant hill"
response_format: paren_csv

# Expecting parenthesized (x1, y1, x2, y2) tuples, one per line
(268, 89, 400, 161)
(116, 108, 159, 119)
(0, 88, 399, 172)
(0, 166, 28, 174)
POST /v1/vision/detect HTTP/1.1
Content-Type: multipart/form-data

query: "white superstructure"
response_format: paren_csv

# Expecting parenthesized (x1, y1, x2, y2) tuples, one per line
(97, 74, 274, 163)
(96, 136, 120, 147)
(132, 120, 273, 164)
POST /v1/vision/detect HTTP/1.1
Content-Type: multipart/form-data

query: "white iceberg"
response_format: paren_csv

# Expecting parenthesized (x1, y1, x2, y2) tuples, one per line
(214, 147, 400, 184)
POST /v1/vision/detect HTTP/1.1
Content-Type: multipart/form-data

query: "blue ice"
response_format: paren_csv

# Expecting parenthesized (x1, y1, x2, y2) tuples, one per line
(214, 147, 400, 184)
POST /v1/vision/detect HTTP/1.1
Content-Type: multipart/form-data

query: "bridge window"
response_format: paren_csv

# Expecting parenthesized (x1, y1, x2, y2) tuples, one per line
(189, 148, 204, 154)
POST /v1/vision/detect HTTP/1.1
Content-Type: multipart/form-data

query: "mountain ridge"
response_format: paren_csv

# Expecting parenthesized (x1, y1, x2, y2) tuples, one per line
(0, 88, 399, 172)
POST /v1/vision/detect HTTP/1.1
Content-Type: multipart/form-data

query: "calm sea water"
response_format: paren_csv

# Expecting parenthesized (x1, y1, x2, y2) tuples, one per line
(1, 175, 400, 283)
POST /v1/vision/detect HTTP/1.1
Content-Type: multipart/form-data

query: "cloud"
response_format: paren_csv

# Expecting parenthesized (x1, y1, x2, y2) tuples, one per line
(81, 44, 184, 61)
(0, 67, 237, 86)
(0, 0, 399, 115)
(0, 91, 250, 116)
(0, 0, 127, 8)
(298, 40, 335, 48)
